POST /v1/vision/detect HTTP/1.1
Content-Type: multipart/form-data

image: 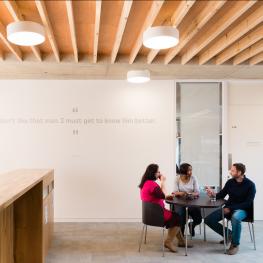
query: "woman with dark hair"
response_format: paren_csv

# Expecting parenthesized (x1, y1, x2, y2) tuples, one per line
(173, 163, 202, 236)
(139, 163, 188, 252)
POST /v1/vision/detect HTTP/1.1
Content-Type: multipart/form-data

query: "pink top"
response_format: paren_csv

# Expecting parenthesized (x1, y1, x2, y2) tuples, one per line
(140, 180, 172, 222)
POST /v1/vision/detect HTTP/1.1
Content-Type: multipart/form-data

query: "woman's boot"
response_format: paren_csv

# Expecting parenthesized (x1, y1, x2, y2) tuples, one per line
(164, 226, 180, 252)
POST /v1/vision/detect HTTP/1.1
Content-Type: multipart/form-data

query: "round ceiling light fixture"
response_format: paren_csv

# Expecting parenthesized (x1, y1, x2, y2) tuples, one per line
(127, 70, 150, 83)
(7, 21, 45, 46)
(143, 26, 179, 50)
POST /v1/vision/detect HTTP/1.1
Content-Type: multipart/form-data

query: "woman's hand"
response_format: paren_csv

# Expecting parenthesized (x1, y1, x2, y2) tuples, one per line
(159, 174, 166, 182)
(173, 191, 186, 197)
(165, 194, 174, 200)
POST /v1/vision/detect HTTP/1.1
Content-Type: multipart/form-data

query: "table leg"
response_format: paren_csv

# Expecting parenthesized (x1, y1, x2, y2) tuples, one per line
(185, 206, 188, 256)
(221, 206, 227, 254)
(203, 208, 206, 242)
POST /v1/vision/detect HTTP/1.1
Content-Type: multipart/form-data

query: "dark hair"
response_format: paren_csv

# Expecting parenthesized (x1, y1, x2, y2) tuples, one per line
(176, 164, 180, 174)
(139, 164, 159, 189)
(233, 163, 246, 175)
(179, 163, 192, 175)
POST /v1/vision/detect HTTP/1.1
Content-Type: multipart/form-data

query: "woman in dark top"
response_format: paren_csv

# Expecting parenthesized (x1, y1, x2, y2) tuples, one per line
(139, 163, 187, 252)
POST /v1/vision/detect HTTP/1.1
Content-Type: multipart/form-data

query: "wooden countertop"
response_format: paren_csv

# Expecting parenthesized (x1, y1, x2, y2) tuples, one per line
(0, 169, 53, 210)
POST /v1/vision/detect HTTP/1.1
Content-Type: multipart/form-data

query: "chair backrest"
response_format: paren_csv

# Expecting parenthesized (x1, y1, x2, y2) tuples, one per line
(142, 201, 165, 227)
(243, 202, 254, 223)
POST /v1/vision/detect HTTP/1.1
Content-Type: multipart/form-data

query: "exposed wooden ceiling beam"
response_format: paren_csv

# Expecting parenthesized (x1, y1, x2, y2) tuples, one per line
(181, 1, 256, 65)
(129, 0, 164, 64)
(111, 0, 133, 64)
(4, 0, 42, 61)
(216, 24, 263, 65)
(65, 0, 78, 62)
(163, 0, 225, 65)
(199, 4, 263, 65)
(147, 0, 196, 64)
(171, 0, 196, 27)
(35, 0, 60, 62)
(0, 21, 22, 61)
(93, 0, 102, 63)
(233, 39, 263, 65)
(249, 51, 263, 65)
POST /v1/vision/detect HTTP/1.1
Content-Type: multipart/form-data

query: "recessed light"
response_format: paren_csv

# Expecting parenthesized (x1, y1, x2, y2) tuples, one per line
(143, 26, 179, 50)
(127, 70, 150, 83)
(7, 21, 45, 46)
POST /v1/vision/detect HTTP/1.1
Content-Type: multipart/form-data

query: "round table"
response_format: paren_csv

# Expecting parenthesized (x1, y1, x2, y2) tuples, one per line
(166, 195, 226, 256)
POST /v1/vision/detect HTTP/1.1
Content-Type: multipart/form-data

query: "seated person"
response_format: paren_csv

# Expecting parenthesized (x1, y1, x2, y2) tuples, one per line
(172, 163, 202, 236)
(205, 163, 256, 255)
(139, 163, 190, 252)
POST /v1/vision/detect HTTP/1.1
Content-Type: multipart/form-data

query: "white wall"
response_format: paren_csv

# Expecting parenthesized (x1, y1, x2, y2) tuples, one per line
(228, 80, 263, 220)
(1, 79, 262, 221)
(0, 80, 175, 221)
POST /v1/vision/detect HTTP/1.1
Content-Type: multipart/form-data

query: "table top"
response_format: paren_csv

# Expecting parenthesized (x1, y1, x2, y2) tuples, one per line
(0, 169, 53, 210)
(166, 195, 225, 208)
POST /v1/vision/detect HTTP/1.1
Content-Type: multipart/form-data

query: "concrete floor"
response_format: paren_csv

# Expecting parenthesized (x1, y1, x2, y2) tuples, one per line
(47, 222, 263, 263)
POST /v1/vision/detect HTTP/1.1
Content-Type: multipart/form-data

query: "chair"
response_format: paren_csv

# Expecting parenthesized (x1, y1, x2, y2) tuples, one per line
(226, 203, 256, 250)
(138, 201, 166, 256)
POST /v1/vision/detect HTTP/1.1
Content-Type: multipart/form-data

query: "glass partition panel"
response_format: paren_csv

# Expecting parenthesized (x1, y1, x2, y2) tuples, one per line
(176, 82, 222, 188)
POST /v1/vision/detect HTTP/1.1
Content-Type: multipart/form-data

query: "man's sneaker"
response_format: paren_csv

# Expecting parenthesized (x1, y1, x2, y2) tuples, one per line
(227, 244, 239, 255)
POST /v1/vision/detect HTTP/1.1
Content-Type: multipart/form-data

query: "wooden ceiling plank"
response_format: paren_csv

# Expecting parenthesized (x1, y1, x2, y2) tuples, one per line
(164, 0, 226, 65)
(148, 0, 196, 64)
(233, 39, 263, 65)
(181, 1, 257, 65)
(0, 49, 3, 60)
(35, 0, 60, 62)
(111, 0, 133, 64)
(0, 21, 22, 61)
(4, 0, 42, 61)
(93, 0, 102, 63)
(171, 0, 196, 27)
(199, 4, 263, 65)
(249, 51, 263, 65)
(129, 0, 164, 64)
(65, 0, 78, 62)
(216, 24, 263, 65)
(147, 49, 159, 64)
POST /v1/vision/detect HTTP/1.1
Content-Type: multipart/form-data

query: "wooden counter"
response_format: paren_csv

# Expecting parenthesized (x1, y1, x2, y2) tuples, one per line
(0, 169, 54, 263)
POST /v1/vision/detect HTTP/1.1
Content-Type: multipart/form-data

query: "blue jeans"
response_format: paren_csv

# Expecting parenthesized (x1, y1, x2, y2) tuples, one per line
(204, 208, 247, 246)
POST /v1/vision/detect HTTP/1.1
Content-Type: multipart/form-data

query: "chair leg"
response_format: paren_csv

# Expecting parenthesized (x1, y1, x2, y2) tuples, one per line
(162, 227, 165, 257)
(144, 225, 147, 244)
(138, 224, 145, 252)
(226, 220, 229, 243)
(248, 222, 253, 242)
(251, 223, 256, 250)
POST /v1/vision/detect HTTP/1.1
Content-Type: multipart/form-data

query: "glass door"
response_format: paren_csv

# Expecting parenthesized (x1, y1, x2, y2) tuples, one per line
(176, 82, 222, 188)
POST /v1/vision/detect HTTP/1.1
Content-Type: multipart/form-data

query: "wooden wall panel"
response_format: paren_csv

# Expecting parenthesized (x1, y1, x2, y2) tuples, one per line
(14, 182, 43, 263)
(0, 204, 14, 263)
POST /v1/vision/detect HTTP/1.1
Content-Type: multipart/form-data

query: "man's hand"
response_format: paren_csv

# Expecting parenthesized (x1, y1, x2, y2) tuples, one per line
(224, 208, 231, 214)
(206, 187, 215, 197)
